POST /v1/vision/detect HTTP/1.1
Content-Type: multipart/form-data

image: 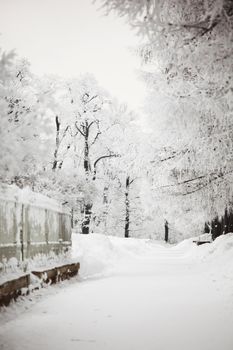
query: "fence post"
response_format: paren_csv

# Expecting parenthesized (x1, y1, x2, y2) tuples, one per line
(20, 204, 24, 262)
(45, 209, 49, 254)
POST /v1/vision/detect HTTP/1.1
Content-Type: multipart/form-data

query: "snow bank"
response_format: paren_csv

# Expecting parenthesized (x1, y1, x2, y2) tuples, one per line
(173, 233, 233, 281)
(0, 184, 69, 214)
(2, 231, 232, 285)
(71, 233, 115, 278)
(72, 232, 233, 280)
(194, 233, 233, 262)
(174, 232, 233, 260)
(71, 233, 161, 279)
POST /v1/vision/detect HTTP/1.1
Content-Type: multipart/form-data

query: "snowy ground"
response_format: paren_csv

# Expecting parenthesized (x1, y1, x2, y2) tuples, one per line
(0, 233, 233, 350)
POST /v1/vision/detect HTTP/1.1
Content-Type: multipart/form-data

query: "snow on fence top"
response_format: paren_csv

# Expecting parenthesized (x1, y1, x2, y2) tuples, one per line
(0, 184, 70, 215)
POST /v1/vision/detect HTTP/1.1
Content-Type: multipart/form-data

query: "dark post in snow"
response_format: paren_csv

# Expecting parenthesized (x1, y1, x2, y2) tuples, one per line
(125, 176, 130, 238)
(165, 219, 169, 243)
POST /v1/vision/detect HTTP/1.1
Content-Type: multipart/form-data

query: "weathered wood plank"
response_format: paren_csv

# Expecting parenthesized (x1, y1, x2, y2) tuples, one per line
(31, 262, 80, 284)
(31, 268, 57, 284)
(57, 263, 80, 281)
(0, 262, 80, 307)
(0, 274, 30, 307)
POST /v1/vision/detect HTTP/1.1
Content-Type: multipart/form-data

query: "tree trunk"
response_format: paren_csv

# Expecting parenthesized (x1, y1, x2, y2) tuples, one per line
(165, 220, 169, 243)
(84, 120, 90, 175)
(103, 186, 109, 233)
(71, 208, 74, 229)
(52, 116, 60, 171)
(124, 176, 130, 238)
(82, 203, 92, 234)
(82, 120, 92, 234)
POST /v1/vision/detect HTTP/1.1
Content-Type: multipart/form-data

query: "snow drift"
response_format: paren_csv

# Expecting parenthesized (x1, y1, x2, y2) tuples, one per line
(72, 232, 233, 280)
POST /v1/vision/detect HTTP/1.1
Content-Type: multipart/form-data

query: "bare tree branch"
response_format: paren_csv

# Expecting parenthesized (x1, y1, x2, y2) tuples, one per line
(129, 178, 136, 185)
(87, 94, 98, 103)
(75, 121, 85, 137)
(92, 105, 102, 113)
(155, 169, 233, 195)
(91, 131, 101, 146)
(160, 173, 207, 189)
(83, 94, 98, 104)
(150, 148, 190, 165)
(60, 125, 71, 142)
(93, 153, 120, 180)
(87, 120, 97, 131)
(181, 169, 233, 195)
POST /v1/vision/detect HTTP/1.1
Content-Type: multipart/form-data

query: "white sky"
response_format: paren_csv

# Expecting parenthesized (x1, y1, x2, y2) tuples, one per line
(0, 0, 146, 109)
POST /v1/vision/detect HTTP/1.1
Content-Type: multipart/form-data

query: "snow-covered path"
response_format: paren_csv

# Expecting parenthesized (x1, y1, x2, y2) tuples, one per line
(0, 235, 233, 350)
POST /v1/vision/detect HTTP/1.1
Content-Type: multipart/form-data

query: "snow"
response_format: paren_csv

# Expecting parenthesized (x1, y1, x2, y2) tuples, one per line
(0, 233, 233, 350)
(0, 184, 70, 214)
(71, 233, 161, 279)
(0, 250, 75, 285)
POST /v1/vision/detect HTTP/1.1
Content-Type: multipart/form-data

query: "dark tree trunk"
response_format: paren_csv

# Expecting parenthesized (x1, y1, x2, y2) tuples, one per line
(82, 203, 92, 234)
(103, 186, 108, 204)
(124, 176, 130, 238)
(84, 120, 90, 175)
(211, 216, 222, 240)
(71, 208, 74, 229)
(223, 208, 229, 234)
(102, 186, 109, 233)
(165, 220, 169, 243)
(79, 115, 118, 234)
(52, 116, 60, 171)
(82, 120, 93, 234)
(229, 209, 233, 233)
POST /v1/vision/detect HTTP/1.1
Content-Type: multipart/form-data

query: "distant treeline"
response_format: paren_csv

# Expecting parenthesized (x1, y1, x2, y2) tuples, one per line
(205, 208, 233, 240)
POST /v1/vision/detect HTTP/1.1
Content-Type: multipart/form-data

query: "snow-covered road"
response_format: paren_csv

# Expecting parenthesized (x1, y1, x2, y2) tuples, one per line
(0, 234, 233, 350)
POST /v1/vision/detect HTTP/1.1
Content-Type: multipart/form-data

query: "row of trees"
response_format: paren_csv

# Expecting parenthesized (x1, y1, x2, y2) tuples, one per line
(1, 0, 232, 240)
(98, 0, 233, 238)
(0, 48, 148, 237)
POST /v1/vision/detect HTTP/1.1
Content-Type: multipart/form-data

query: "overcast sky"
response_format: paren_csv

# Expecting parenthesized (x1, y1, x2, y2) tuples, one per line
(0, 0, 146, 108)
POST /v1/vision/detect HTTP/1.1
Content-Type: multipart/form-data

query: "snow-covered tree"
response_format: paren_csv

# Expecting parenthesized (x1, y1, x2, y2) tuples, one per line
(91, 110, 148, 238)
(0, 50, 54, 186)
(98, 0, 233, 238)
(44, 74, 124, 234)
